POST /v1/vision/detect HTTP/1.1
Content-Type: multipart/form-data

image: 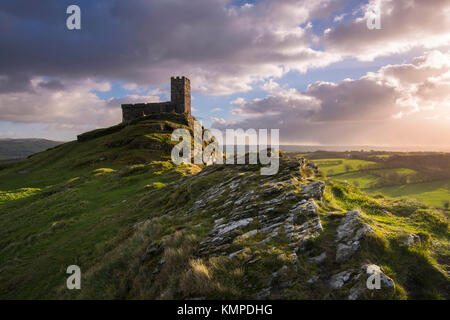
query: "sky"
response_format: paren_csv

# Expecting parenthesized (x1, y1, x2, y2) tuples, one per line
(0, 0, 449, 149)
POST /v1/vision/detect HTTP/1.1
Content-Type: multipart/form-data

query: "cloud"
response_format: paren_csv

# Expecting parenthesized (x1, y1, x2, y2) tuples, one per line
(122, 83, 138, 91)
(213, 50, 450, 145)
(37, 79, 66, 91)
(0, 74, 33, 93)
(0, 0, 342, 96)
(211, 117, 226, 125)
(0, 77, 162, 131)
(306, 78, 400, 121)
(324, 0, 450, 60)
(2, 0, 450, 146)
(211, 107, 223, 113)
(333, 13, 346, 22)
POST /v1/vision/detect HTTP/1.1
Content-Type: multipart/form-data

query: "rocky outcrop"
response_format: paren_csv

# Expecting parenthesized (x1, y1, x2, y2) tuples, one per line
(329, 264, 395, 300)
(329, 270, 353, 289)
(347, 264, 395, 300)
(158, 158, 401, 300)
(300, 181, 325, 200)
(335, 210, 373, 263)
(193, 160, 326, 261)
(196, 176, 325, 257)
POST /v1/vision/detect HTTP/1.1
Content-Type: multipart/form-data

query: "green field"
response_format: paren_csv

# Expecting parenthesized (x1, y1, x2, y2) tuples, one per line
(368, 154, 391, 159)
(313, 158, 377, 175)
(313, 158, 449, 208)
(369, 179, 450, 208)
(331, 168, 417, 188)
(375, 168, 416, 175)
(330, 171, 380, 188)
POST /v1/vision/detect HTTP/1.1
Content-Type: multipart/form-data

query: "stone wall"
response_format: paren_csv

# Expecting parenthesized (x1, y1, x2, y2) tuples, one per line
(121, 76, 191, 122)
(121, 102, 177, 122)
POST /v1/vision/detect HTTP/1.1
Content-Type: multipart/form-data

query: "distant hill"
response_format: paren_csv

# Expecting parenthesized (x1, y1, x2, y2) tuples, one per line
(0, 138, 63, 162)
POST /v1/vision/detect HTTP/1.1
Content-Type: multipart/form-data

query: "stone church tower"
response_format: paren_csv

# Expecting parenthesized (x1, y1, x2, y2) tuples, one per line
(121, 76, 191, 122)
(171, 76, 191, 114)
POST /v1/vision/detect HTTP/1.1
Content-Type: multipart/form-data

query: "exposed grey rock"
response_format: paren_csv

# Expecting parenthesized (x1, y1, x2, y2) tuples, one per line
(141, 241, 165, 262)
(336, 242, 361, 263)
(255, 287, 271, 299)
(216, 218, 253, 235)
(287, 217, 323, 243)
(259, 207, 275, 215)
(365, 264, 394, 288)
(308, 251, 327, 265)
(220, 200, 234, 210)
(272, 265, 289, 280)
(247, 257, 261, 264)
(335, 210, 373, 262)
(407, 234, 421, 246)
(289, 199, 318, 220)
(301, 181, 325, 200)
(236, 229, 258, 240)
(307, 276, 319, 284)
(196, 162, 326, 266)
(261, 194, 285, 206)
(399, 233, 421, 247)
(263, 181, 285, 196)
(347, 264, 395, 300)
(329, 270, 353, 289)
(229, 249, 245, 259)
(234, 190, 258, 207)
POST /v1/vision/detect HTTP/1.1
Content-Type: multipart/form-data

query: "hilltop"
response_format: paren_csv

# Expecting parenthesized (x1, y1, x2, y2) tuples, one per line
(0, 113, 448, 299)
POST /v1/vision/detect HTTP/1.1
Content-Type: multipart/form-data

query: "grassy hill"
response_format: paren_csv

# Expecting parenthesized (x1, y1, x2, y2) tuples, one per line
(0, 114, 448, 299)
(0, 138, 62, 162)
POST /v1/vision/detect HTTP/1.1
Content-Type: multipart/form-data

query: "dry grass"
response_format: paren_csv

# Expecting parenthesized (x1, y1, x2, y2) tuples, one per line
(179, 259, 215, 297)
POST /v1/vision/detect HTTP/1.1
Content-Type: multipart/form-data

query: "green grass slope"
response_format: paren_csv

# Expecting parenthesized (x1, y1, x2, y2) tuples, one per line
(0, 113, 198, 298)
(0, 115, 448, 300)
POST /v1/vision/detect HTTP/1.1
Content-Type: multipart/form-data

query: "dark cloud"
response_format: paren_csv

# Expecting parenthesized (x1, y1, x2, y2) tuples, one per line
(0, 0, 338, 95)
(37, 79, 65, 90)
(0, 74, 32, 93)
